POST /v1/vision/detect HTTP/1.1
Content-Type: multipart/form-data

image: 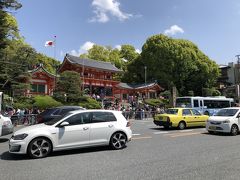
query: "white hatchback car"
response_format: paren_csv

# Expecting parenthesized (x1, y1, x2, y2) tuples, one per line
(9, 110, 132, 158)
(0, 114, 14, 136)
(206, 107, 240, 136)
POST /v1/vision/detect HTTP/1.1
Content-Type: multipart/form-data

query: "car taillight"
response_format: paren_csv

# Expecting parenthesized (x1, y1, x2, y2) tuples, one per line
(126, 121, 131, 127)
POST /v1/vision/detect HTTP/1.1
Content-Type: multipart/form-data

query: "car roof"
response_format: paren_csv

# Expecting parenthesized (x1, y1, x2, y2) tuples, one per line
(168, 108, 193, 109)
(48, 106, 85, 110)
(69, 109, 122, 114)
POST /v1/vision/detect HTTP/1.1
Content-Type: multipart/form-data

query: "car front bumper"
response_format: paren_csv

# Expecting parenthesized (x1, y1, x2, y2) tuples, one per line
(206, 122, 231, 133)
(9, 138, 28, 154)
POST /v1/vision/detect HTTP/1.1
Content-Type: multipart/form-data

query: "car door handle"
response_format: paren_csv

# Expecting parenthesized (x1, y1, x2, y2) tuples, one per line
(83, 127, 89, 130)
(108, 124, 113, 128)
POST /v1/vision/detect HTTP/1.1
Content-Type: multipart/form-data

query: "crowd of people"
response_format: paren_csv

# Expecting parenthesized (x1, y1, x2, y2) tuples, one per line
(4, 106, 41, 126)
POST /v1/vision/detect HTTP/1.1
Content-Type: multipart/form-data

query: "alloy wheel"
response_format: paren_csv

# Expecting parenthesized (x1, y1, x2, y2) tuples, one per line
(28, 138, 52, 158)
(110, 132, 127, 150)
(231, 125, 238, 136)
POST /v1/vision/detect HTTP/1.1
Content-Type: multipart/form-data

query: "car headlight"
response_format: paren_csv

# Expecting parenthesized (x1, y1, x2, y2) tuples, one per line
(222, 120, 230, 124)
(12, 133, 28, 140)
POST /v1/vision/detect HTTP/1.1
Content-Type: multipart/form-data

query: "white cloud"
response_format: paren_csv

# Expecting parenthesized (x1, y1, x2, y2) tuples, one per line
(90, 0, 132, 23)
(115, 45, 121, 50)
(164, 25, 184, 36)
(136, 49, 141, 54)
(69, 41, 95, 56)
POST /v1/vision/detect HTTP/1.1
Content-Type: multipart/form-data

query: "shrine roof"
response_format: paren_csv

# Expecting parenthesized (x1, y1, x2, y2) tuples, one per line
(65, 54, 123, 72)
(28, 64, 58, 78)
(117, 82, 163, 90)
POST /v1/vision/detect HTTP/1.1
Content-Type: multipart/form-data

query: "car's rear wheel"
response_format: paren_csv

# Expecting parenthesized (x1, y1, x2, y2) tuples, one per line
(110, 132, 127, 150)
(230, 125, 238, 136)
(163, 125, 169, 129)
(27, 137, 52, 159)
(178, 121, 186, 130)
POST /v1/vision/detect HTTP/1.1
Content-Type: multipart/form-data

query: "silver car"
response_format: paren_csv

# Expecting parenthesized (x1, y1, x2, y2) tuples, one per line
(0, 114, 14, 136)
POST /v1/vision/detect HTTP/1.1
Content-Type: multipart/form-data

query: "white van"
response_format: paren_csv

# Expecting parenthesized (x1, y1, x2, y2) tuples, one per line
(0, 114, 14, 136)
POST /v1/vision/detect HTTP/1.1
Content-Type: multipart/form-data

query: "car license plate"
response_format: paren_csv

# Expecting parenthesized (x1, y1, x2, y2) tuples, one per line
(209, 126, 216, 130)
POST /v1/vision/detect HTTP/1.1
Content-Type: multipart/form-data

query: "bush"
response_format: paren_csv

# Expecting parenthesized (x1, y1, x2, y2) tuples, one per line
(78, 96, 101, 109)
(33, 95, 62, 109)
(144, 98, 166, 107)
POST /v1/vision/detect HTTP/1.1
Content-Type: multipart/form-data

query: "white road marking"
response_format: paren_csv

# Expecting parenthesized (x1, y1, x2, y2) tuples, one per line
(153, 132, 169, 134)
(132, 133, 141, 136)
(179, 130, 193, 133)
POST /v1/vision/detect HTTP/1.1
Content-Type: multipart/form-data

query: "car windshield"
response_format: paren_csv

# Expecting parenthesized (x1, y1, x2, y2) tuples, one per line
(165, 109, 178, 115)
(215, 109, 238, 117)
(44, 112, 73, 125)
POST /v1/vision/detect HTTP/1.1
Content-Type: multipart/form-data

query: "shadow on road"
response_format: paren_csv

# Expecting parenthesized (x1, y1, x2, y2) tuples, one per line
(0, 138, 9, 143)
(150, 126, 205, 131)
(50, 146, 113, 157)
(1, 152, 30, 161)
(1, 145, 119, 160)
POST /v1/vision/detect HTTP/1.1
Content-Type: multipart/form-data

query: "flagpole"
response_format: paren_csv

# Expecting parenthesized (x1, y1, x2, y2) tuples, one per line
(54, 35, 57, 93)
(54, 35, 56, 59)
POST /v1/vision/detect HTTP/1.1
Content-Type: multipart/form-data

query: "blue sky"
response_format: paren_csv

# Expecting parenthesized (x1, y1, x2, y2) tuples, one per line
(15, 0, 240, 64)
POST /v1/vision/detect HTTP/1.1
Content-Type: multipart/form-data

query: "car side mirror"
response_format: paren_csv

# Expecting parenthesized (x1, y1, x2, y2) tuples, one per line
(58, 121, 69, 128)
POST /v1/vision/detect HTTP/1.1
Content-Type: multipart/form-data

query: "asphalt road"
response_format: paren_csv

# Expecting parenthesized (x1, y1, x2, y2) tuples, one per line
(1, 119, 240, 180)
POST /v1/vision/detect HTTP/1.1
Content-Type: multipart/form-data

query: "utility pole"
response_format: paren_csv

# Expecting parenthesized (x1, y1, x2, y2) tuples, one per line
(236, 55, 240, 84)
(144, 66, 147, 85)
(236, 55, 240, 103)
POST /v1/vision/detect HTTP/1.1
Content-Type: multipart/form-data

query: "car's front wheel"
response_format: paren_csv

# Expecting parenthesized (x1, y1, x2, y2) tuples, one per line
(27, 137, 52, 159)
(110, 132, 127, 150)
(230, 125, 238, 136)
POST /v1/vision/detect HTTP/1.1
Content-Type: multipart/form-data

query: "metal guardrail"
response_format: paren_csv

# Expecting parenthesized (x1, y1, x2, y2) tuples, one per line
(10, 114, 38, 126)
(122, 111, 161, 120)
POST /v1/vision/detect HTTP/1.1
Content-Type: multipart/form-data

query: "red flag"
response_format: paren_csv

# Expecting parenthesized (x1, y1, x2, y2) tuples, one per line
(45, 41, 54, 47)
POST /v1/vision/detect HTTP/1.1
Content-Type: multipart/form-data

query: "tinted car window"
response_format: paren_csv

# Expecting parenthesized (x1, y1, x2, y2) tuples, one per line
(44, 113, 73, 125)
(166, 109, 178, 115)
(191, 109, 201, 115)
(92, 112, 116, 123)
(40, 108, 56, 116)
(65, 112, 91, 125)
(59, 109, 72, 115)
(182, 109, 192, 116)
(52, 109, 61, 115)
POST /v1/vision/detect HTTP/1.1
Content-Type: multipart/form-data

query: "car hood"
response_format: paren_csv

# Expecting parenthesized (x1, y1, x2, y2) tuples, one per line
(208, 116, 234, 121)
(14, 123, 49, 135)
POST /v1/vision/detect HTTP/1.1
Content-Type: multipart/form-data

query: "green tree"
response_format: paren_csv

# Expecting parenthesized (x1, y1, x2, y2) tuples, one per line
(120, 44, 139, 62)
(87, 45, 110, 62)
(0, 0, 22, 57)
(125, 34, 220, 95)
(54, 71, 82, 102)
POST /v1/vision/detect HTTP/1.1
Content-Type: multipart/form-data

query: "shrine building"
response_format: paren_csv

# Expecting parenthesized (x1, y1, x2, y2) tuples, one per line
(26, 54, 163, 101)
(58, 54, 163, 101)
(26, 64, 57, 96)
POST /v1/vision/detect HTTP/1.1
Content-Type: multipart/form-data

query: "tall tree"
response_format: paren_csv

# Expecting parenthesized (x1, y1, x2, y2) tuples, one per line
(0, 0, 21, 55)
(120, 44, 139, 62)
(124, 34, 220, 95)
(54, 71, 82, 102)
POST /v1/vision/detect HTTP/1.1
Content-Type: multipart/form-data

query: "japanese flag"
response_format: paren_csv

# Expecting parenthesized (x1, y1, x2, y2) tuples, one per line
(45, 41, 54, 47)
